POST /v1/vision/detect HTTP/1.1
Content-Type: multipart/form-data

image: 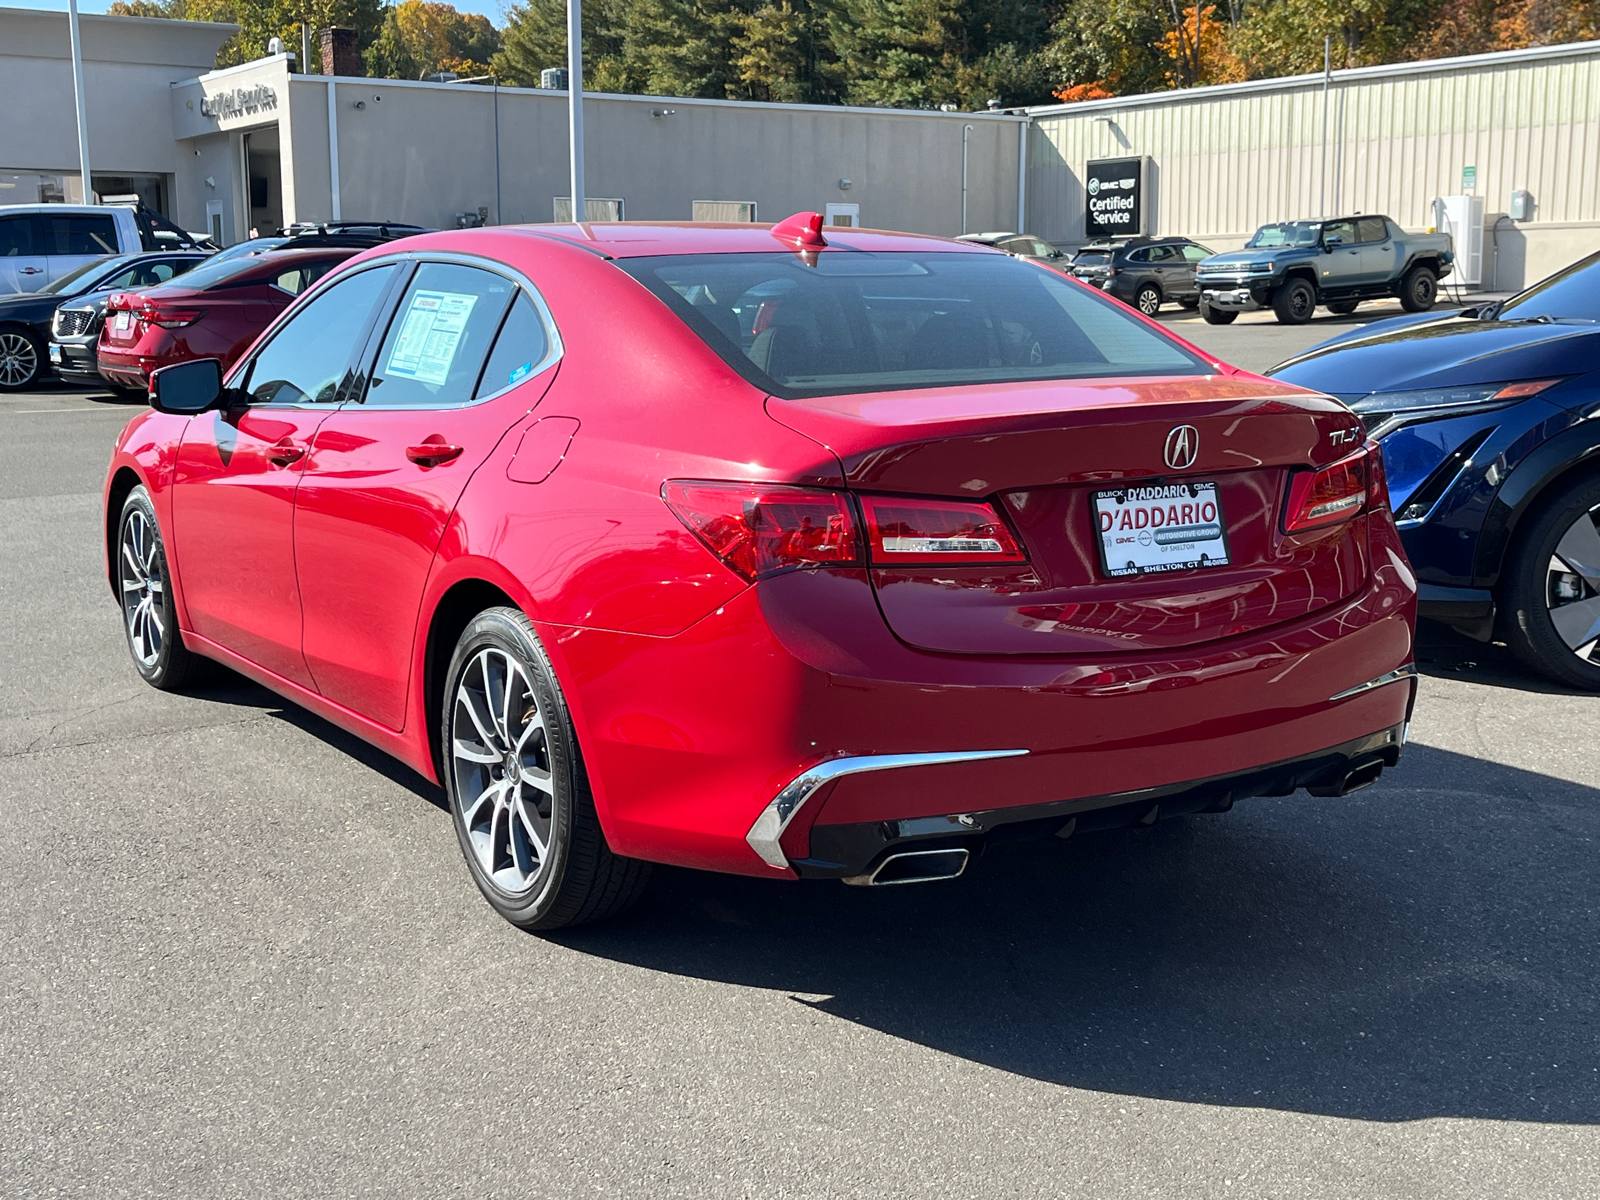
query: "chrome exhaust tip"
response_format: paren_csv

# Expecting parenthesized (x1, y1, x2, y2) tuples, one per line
(841, 847, 970, 887)
(1306, 757, 1386, 797)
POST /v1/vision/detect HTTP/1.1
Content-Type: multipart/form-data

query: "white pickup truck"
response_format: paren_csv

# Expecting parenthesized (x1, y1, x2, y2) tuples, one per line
(0, 202, 210, 294)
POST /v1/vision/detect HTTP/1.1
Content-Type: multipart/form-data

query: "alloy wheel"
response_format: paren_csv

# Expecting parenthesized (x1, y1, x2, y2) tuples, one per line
(0, 331, 38, 387)
(1546, 501, 1600, 664)
(119, 508, 165, 668)
(1137, 286, 1161, 315)
(450, 647, 555, 896)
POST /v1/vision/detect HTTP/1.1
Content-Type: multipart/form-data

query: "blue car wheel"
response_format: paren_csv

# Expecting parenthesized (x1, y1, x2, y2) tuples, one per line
(1504, 472, 1600, 690)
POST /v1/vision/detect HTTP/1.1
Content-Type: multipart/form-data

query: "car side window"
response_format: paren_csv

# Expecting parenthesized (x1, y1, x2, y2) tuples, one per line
(1182, 244, 1211, 262)
(1357, 216, 1388, 243)
(1125, 248, 1150, 263)
(241, 264, 398, 406)
(1323, 219, 1357, 245)
(41, 214, 118, 255)
(475, 294, 552, 399)
(364, 262, 516, 408)
(1150, 245, 1179, 263)
(106, 262, 181, 289)
(0, 215, 37, 256)
(1029, 240, 1056, 257)
(274, 260, 340, 296)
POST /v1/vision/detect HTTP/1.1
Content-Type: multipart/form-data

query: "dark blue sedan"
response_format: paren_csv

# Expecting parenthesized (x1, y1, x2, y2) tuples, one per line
(1271, 250, 1600, 689)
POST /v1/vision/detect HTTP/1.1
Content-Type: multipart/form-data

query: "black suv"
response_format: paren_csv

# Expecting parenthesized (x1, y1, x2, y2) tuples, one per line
(1070, 237, 1216, 315)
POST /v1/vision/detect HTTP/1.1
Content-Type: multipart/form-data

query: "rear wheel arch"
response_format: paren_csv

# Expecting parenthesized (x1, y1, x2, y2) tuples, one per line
(105, 466, 144, 597)
(422, 578, 520, 780)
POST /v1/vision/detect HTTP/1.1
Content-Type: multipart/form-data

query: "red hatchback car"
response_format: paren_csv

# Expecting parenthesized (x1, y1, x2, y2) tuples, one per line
(102, 217, 1418, 929)
(97, 247, 357, 391)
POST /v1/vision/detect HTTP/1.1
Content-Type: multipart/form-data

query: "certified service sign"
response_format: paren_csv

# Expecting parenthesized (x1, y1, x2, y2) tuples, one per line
(1084, 156, 1146, 237)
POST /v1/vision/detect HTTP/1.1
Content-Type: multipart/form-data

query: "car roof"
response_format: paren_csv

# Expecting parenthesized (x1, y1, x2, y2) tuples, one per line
(504, 222, 997, 259)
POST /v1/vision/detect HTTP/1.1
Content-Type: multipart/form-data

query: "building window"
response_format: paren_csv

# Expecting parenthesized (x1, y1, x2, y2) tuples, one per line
(553, 197, 624, 222)
(692, 201, 757, 222)
(0, 171, 169, 214)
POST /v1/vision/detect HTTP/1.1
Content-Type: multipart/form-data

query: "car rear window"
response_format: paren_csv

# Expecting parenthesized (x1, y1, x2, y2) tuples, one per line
(160, 254, 265, 291)
(1073, 251, 1111, 266)
(620, 251, 1205, 397)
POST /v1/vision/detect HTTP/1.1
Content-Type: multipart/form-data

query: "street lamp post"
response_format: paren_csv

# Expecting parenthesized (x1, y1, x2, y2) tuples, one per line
(67, 0, 92, 204)
(567, 0, 585, 223)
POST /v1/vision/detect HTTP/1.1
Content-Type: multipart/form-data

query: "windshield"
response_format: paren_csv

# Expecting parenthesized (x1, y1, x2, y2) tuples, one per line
(1496, 250, 1600, 322)
(42, 255, 125, 295)
(155, 254, 264, 291)
(621, 251, 1206, 398)
(1247, 222, 1321, 248)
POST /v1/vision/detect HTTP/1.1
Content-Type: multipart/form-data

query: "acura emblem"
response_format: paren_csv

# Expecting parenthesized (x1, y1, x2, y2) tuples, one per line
(1164, 425, 1199, 470)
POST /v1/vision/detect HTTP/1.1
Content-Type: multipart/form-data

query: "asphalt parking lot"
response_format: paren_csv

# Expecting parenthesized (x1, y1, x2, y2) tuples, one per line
(3, 308, 1596, 1199)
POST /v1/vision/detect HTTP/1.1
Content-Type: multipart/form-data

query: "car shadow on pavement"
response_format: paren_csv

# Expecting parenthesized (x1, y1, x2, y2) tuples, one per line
(556, 743, 1600, 1125)
(1415, 618, 1593, 696)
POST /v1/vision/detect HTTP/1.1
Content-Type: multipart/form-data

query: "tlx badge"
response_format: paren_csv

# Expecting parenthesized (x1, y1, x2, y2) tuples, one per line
(1164, 425, 1199, 471)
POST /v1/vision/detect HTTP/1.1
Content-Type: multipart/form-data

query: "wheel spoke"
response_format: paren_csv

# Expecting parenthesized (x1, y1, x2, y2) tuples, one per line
(513, 705, 545, 753)
(519, 762, 554, 795)
(459, 685, 501, 755)
(463, 778, 501, 824)
(452, 736, 499, 764)
(1550, 594, 1600, 651)
(1554, 513, 1600, 586)
(514, 793, 549, 860)
(122, 540, 145, 583)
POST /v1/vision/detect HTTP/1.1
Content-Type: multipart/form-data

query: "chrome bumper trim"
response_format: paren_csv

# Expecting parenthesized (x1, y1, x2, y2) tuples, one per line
(745, 749, 1029, 870)
(1328, 663, 1418, 703)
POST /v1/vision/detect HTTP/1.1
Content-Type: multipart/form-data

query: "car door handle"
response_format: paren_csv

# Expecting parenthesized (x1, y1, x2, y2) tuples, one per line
(20, 267, 42, 275)
(267, 439, 305, 466)
(406, 442, 464, 467)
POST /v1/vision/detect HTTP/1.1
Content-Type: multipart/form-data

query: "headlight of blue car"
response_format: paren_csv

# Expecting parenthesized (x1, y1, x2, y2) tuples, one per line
(1350, 379, 1563, 438)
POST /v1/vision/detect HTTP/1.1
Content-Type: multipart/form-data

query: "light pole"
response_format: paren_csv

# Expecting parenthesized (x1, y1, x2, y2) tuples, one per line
(961, 124, 973, 235)
(67, 0, 92, 204)
(567, 0, 585, 223)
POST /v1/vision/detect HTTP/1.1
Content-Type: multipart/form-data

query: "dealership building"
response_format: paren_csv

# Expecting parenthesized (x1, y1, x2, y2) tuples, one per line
(3, 4, 1597, 291)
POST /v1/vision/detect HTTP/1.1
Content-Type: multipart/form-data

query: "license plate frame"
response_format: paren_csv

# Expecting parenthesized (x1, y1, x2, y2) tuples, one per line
(112, 310, 132, 333)
(1094, 481, 1231, 577)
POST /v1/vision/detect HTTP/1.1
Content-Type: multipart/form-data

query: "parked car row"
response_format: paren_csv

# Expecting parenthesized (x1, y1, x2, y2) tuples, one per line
(965, 213, 1456, 325)
(0, 204, 430, 392)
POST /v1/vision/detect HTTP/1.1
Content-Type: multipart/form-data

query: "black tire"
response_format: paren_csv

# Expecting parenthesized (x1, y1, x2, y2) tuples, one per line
(442, 607, 651, 930)
(0, 325, 45, 391)
(1399, 265, 1438, 312)
(108, 384, 147, 403)
(1272, 278, 1317, 325)
(1178, 297, 1200, 309)
(1502, 472, 1600, 691)
(1200, 300, 1238, 325)
(1135, 283, 1162, 316)
(1326, 299, 1360, 315)
(117, 486, 210, 691)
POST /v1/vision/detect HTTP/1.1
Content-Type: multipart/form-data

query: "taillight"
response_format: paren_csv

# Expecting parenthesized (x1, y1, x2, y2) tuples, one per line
(142, 302, 206, 329)
(1284, 443, 1384, 532)
(860, 495, 1027, 565)
(663, 481, 859, 581)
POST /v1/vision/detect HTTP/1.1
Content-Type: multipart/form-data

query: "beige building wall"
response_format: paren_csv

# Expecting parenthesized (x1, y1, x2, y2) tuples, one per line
(174, 62, 1025, 239)
(1027, 40, 1600, 290)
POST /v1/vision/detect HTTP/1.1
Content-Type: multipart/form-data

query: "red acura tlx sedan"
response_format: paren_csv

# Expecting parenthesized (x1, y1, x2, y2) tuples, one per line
(103, 215, 1418, 929)
(97, 247, 358, 392)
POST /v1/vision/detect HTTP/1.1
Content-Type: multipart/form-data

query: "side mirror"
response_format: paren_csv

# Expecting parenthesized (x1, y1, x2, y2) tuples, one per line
(149, 358, 224, 415)
(1323, 236, 1343, 252)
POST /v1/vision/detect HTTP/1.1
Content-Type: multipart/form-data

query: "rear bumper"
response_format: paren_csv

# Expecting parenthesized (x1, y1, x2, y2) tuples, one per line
(794, 719, 1410, 879)
(553, 524, 1418, 878)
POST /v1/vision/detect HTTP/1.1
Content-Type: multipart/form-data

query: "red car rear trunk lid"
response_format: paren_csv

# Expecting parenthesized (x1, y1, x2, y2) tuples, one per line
(768, 375, 1373, 655)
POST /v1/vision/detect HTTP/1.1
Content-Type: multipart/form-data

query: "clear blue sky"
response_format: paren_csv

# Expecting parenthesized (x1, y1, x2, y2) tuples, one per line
(11, 0, 511, 23)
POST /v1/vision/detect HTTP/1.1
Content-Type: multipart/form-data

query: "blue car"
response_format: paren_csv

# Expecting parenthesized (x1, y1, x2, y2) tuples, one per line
(1270, 250, 1600, 689)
